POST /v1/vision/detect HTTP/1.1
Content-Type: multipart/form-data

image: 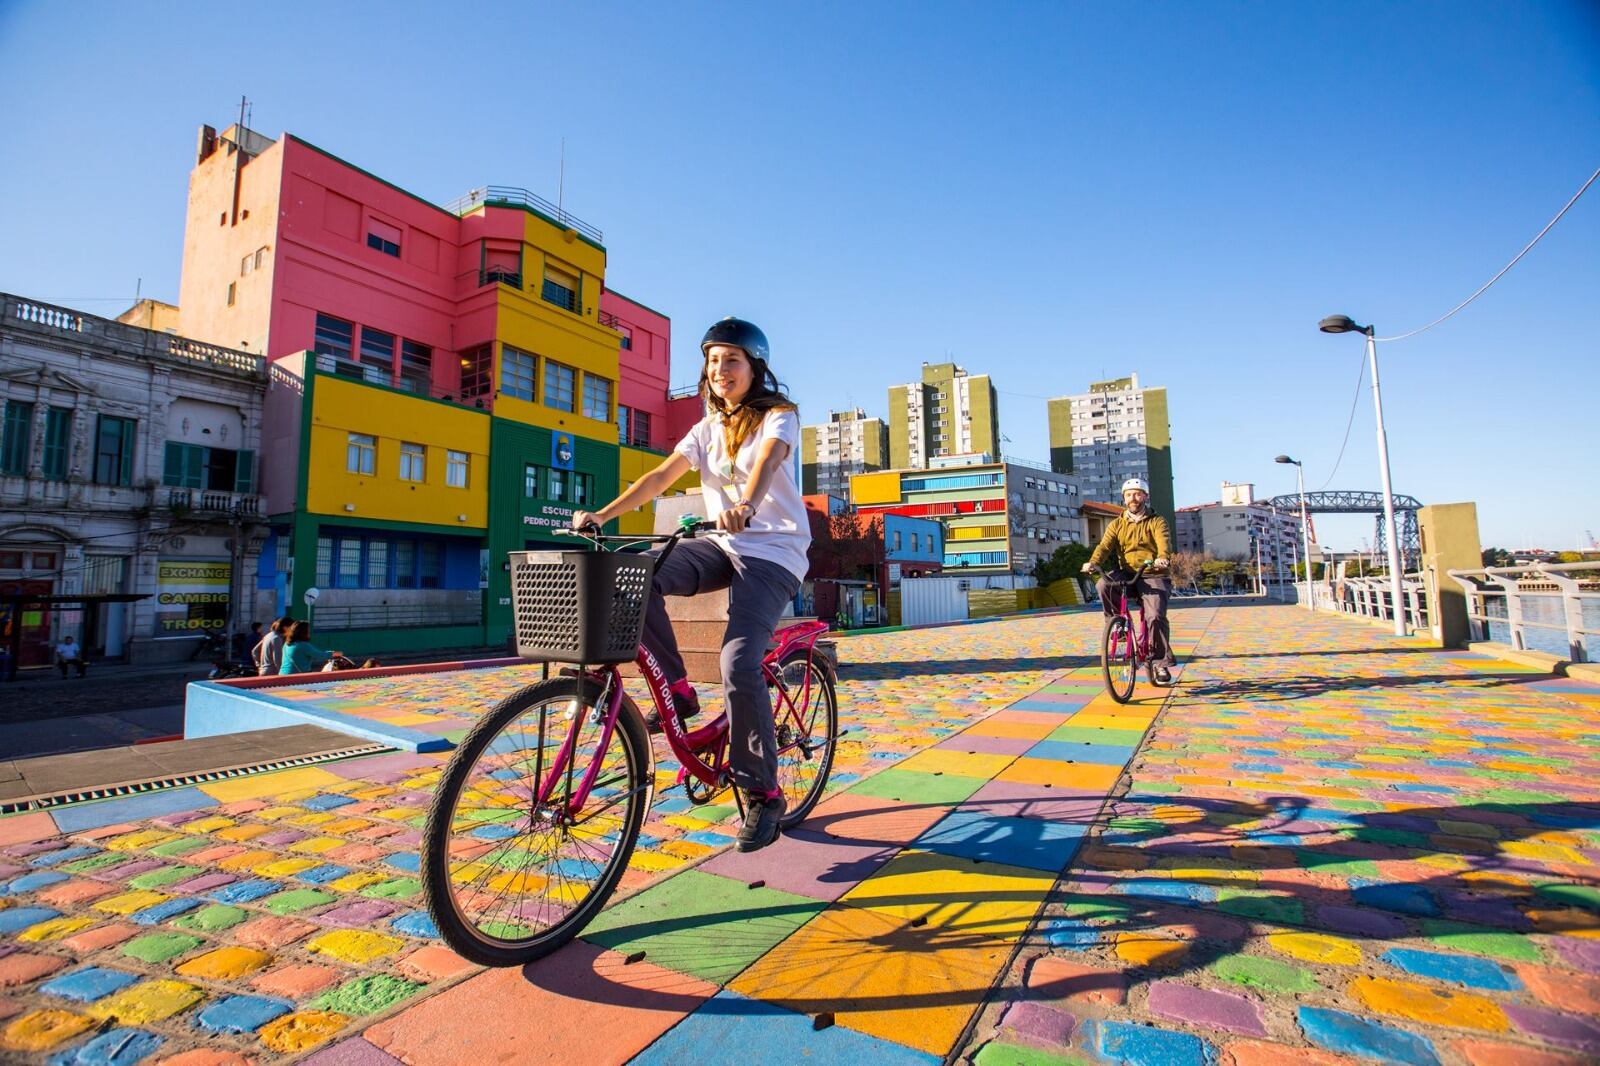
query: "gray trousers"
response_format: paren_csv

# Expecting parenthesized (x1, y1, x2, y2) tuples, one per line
(642, 538, 801, 793)
(1097, 571, 1175, 666)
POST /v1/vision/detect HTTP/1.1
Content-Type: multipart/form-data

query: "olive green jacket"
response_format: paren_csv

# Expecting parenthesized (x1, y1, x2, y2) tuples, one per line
(1088, 512, 1171, 571)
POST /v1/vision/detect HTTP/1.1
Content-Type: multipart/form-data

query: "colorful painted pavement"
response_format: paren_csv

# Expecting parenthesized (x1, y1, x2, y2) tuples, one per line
(0, 609, 1106, 1064)
(973, 604, 1600, 1066)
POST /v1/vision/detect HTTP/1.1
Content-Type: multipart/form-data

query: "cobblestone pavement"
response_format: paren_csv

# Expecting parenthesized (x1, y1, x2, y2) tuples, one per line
(0, 609, 1097, 1063)
(2, 604, 1596, 1065)
(969, 605, 1600, 1066)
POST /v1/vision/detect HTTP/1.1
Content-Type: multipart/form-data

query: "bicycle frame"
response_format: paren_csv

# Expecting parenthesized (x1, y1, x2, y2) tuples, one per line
(1103, 567, 1156, 666)
(530, 619, 830, 819)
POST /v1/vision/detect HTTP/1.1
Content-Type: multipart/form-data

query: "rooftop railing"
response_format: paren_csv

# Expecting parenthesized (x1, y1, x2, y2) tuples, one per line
(4, 294, 263, 379)
(443, 186, 603, 244)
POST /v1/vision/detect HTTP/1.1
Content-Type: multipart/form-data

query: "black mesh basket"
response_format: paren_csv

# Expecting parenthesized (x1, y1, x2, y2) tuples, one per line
(508, 550, 655, 664)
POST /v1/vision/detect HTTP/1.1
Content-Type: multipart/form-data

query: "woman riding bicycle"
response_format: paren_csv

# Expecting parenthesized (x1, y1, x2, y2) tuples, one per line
(1083, 477, 1177, 684)
(572, 316, 810, 852)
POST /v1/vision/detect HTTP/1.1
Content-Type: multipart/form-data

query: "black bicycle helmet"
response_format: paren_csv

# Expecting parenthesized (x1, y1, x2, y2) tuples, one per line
(700, 317, 770, 363)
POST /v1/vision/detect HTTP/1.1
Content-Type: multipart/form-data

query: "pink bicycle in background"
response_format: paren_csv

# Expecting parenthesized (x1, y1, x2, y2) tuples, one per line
(422, 519, 838, 967)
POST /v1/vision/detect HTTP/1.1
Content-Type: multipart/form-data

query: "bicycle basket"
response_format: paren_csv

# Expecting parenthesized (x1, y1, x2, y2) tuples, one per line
(508, 550, 655, 664)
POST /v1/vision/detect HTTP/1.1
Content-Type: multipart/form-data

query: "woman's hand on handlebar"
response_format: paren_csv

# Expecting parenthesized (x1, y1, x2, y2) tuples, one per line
(717, 502, 753, 535)
(570, 511, 602, 534)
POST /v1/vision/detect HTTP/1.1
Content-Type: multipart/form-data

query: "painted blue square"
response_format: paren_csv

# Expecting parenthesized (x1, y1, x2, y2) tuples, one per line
(4, 871, 71, 894)
(1298, 1006, 1440, 1065)
(1380, 948, 1522, 990)
(684, 830, 735, 846)
(130, 898, 204, 925)
(1093, 1020, 1214, 1066)
(1025, 739, 1137, 766)
(46, 1027, 164, 1066)
(208, 879, 281, 904)
(470, 823, 522, 841)
(632, 989, 939, 1065)
(297, 864, 351, 884)
(384, 852, 422, 873)
(390, 911, 438, 938)
(49, 788, 215, 833)
(1110, 878, 1218, 903)
(912, 808, 1085, 872)
(300, 794, 357, 812)
(29, 845, 101, 868)
(1040, 918, 1102, 949)
(194, 995, 293, 1034)
(41, 966, 142, 1003)
(1350, 881, 1439, 917)
(0, 906, 61, 934)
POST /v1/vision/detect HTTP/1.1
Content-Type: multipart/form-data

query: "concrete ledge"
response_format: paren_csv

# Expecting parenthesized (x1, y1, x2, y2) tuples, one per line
(1466, 641, 1600, 684)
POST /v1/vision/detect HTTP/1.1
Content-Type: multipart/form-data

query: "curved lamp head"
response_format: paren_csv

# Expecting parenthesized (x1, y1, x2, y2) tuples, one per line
(1274, 455, 1298, 465)
(1319, 314, 1370, 335)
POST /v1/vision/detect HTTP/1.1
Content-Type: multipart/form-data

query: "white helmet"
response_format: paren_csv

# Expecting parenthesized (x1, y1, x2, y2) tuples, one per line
(1121, 477, 1150, 495)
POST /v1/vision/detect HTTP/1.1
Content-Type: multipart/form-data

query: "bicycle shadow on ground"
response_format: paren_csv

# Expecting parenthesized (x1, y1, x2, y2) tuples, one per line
(516, 792, 1600, 1022)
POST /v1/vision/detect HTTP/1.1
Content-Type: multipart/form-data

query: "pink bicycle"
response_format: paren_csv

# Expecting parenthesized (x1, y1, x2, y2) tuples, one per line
(422, 519, 837, 967)
(1092, 561, 1163, 704)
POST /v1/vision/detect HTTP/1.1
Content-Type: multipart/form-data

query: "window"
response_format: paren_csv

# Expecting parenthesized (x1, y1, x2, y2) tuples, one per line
(393, 540, 416, 588)
(911, 533, 920, 552)
(226, 282, 235, 306)
(399, 442, 426, 482)
(93, 415, 135, 486)
(542, 264, 579, 312)
(894, 530, 902, 550)
(447, 450, 469, 488)
(2, 400, 33, 476)
(544, 360, 575, 412)
(523, 463, 540, 498)
(366, 539, 389, 587)
(359, 327, 396, 385)
(459, 345, 492, 401)
(618, 325, 633, 350)
(366, 218, 401, 257)
(420, 542, 442, 588)
(570, 471, 593, 506)
(337, 536, 362, 588)
(162, 442, 240, 491)
(501, 345, 537, 401)
(42, 407, 71, 481)
(482, 244, 521, 288)
(255, 246, 267, 270)
(582, 374, 611, 421)
(316, 535, 333, 586)
(399, 340, 432, 394)
(629, 409, 652, 449)
(347, 433, 376, 475)
(241, 254, 253, 277)
(314, 314, 358, 377)
(548, 466, 566, 501)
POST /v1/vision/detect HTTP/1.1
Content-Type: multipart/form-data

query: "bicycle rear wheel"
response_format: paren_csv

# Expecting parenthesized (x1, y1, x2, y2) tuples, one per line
(422, 675, 652, 967)
(1101, 616, 1137, 704)
(768, 651, 838, 828)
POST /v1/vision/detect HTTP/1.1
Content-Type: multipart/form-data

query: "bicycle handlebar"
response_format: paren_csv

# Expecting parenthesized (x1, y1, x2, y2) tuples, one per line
(554, 518, 714, 551)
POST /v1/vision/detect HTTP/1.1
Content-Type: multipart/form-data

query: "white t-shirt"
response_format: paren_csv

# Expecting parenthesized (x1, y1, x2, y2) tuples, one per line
(56, 641, 81, 660)
(674, 408, 812, 580)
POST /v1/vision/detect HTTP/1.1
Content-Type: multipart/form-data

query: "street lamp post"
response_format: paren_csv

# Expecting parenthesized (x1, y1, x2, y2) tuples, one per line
(1320, 315, 1407, 636)
(1275, 455, 1316, 611)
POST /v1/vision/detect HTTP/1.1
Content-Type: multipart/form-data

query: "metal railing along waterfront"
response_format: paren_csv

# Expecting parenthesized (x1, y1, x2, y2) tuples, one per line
(1337, 573, 1429, 632)
(442, 186, 603, 244)
(1448, 562, 1600, 662)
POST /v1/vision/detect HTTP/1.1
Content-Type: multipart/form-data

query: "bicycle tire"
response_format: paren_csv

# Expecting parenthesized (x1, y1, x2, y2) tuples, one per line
(771, 650, 838, 828)
(421, 675, 652, 967)
(1101, 616, 1137, 704)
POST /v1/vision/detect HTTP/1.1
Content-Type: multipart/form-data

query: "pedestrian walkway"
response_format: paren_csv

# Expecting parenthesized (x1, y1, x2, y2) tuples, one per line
(0, 603, 1595, 1065)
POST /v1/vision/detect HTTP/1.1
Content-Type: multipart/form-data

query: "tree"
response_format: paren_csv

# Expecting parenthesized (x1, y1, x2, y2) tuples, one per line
(1032, 542, 1091, 585)
(1482, 547, 1513, 567)
(1167, 551, 1204, 591)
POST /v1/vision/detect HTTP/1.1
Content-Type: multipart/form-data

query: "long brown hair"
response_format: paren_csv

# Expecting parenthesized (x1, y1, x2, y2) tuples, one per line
(699, 350, 797, 457)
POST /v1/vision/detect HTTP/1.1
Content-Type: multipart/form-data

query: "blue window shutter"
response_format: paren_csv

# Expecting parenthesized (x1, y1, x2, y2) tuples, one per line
(235, 449, 255, 494)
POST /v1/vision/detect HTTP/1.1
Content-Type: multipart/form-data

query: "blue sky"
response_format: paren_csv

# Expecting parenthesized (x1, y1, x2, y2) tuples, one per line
(2, 1, 1596, 550)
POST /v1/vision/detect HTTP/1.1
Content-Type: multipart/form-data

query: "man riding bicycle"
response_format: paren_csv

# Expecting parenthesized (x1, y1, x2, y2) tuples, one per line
(1082, 477, 1176, 685)
(572, 316, 810, 853)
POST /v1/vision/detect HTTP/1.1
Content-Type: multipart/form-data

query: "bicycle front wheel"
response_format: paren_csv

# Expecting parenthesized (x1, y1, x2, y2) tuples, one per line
(1101, 616, 1137, 704)
(422, 676, 652, 967)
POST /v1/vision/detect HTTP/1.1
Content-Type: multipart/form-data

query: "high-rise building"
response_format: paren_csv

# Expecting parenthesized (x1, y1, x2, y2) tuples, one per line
(800, 408, 887, 496)
(1047, 373, 1173, 520)
(169, 120, 693, 653)
(1175, 482, 1303, 584)
(888, 362, 999, 470)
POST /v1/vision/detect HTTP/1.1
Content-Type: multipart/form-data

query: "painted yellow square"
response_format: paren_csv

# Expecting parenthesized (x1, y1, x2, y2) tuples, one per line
(286, 837, 345, 855)
(253, 857, 322, 878)
(215, 825, 272, 843)
(329, 871, 389, 893)
(730, 903, 1012, 1056)
(91, 891, 172, 916)
(216, 850, 278, 872)
(253, 806, 304, 822)
(198, 767, 346, 803)
(104, 830, 179, 853)
(838, 850, 1054, 941)
(319, 818, 372, 835)
(286, 812, 338, 827)
(178, 817, 236, 834)
(997, 758, 1120, 790)
(893, 749, 1016, 780)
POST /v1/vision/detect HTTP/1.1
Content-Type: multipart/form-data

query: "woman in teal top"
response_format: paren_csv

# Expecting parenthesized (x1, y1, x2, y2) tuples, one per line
(280, 620, 342, 675)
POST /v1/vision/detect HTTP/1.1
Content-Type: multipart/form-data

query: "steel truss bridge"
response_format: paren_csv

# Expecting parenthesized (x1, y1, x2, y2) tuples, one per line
(1265, 490, 1423, 570)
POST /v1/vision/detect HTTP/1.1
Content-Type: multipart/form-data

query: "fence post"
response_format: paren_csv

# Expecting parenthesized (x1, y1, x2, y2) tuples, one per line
(1488, 573, 1522, 650)
(1544, 568, 1587, 663)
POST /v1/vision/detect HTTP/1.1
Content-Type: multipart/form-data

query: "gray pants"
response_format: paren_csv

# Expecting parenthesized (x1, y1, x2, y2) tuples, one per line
(642, 538, 800, 793)
(1097, 571, 1175, 666)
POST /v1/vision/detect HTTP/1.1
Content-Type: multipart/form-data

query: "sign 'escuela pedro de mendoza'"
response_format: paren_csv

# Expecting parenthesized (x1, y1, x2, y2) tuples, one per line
(154, 559, 231, 634)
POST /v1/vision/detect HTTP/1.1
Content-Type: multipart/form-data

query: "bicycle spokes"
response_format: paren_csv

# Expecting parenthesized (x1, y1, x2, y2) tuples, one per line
(442, 695, 633, 942)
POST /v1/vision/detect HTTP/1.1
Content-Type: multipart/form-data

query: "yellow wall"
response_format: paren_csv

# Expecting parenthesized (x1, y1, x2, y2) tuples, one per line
(852, 471, 903, 505)
(307, 374, 490, 527)
(616, 446, 699, 535)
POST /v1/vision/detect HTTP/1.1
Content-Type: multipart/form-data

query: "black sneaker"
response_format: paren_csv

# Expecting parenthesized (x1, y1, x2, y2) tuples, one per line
(1151, 664, 1173, 686)
(645, 687, 701, 735)
(736, 790, 787, 852)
